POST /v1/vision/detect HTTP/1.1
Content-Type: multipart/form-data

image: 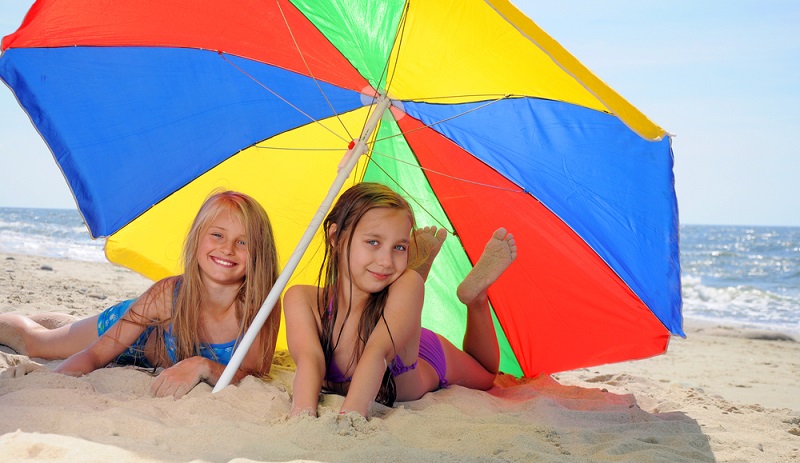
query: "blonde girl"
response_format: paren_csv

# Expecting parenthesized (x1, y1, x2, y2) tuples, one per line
(0, 191, 281, 398)
(285, 182, 517, 417)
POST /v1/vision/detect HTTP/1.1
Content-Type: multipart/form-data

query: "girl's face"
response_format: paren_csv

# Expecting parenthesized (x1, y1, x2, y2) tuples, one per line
(197, 210, 249, 286)
(339, 207, 412, 297)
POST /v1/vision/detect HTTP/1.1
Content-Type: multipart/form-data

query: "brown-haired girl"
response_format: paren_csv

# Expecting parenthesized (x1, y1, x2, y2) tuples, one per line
(285, 182, 517, 418)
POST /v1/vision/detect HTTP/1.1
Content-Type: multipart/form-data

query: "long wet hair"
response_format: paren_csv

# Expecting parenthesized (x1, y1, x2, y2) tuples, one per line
(169, 190, 280, 373)
(318, 182, 422, 406)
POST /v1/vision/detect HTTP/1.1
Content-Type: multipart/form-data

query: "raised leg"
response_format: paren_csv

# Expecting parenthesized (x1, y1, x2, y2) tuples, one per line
(458, 228, 517, 375)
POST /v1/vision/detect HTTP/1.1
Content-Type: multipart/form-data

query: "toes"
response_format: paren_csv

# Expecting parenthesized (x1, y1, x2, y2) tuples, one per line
(492, 227, 507, 240)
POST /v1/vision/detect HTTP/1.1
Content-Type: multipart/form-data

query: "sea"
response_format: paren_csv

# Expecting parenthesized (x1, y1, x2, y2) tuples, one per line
(1, 207, 798, 336)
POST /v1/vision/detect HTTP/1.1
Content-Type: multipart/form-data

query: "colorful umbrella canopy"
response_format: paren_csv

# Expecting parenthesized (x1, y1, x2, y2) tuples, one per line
(0, 0, 682, 379)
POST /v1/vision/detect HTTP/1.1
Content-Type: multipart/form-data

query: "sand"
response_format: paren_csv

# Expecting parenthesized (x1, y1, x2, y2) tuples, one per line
(1, 253, 799, 462)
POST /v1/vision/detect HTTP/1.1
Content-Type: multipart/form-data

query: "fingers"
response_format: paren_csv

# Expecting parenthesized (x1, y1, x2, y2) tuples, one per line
(149, 374, 183, 398)
(149, 368, 199, 399)
(152, 383, 189, 399)
(148, 374, 166, 397)
(0, 362, 45, 379)
(149, 377, 185, 398)
(1, 365, 25, 379)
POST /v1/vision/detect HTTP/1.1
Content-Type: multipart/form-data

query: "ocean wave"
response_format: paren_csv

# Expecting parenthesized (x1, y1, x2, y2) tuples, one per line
(0, 208, 106, 263)
(2, 211, 798, 334)
(0, 230, 106, 262)
(681, 274, 800, 334)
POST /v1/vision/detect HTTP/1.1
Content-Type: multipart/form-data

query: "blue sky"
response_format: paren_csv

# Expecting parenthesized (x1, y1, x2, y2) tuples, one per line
(1, 1, 798, 226)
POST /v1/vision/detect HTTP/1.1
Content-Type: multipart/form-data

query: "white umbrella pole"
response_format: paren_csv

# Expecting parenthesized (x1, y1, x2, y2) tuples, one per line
(213, 94, 391, 392)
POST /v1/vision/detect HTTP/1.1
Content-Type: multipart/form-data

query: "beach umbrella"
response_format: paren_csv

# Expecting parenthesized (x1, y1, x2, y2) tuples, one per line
(0, 0, 682, 388)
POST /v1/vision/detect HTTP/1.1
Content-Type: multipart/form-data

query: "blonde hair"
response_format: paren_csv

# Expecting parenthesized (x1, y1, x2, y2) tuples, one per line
(169, 190, 280, 373)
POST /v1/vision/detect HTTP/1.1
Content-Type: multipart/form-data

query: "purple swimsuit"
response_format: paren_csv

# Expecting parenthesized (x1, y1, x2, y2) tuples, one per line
(324, 327, 448, 389)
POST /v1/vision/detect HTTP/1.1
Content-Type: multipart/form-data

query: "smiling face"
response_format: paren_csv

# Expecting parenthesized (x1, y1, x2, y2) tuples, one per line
(337, 207, 413, 299)
(197, 210, 249, 287)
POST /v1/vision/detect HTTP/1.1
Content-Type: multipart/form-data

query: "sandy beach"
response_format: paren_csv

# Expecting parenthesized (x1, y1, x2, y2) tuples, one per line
(1, 253, 798, 462)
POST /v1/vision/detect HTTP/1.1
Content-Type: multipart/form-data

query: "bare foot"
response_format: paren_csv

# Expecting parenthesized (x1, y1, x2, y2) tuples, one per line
(457, 228, 517, 304)
(0, 314, 31, 355)
(410, 226, 448, 281)
(30, 313, 78, 329)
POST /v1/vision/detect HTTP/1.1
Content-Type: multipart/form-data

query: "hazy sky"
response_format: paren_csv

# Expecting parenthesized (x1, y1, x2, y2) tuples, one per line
(1, 1, 798, 226)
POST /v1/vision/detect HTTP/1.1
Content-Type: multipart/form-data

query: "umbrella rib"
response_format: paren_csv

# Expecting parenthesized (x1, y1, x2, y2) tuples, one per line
(365, 155, 454, 233)
(367, 1, 410, 107)
(368, 94, 524, 212)
(368, 149, 524, 194)
(402, 93, 515, 102)
(356, 2, 411, 135)
(384, 1, 410, 95)
(219, 52, 349, 144)
(377, 94, 511, 143)
(275, 0, 354, 140)
(253, 146, 345, 151)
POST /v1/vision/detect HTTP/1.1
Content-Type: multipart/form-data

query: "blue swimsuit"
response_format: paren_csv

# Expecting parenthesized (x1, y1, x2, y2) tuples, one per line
(96, 282, 239, 368)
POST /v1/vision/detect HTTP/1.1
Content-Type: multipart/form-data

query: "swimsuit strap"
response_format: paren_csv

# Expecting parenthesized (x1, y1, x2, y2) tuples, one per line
(165, 277, 240, 365)
(390, 355, 418, 377)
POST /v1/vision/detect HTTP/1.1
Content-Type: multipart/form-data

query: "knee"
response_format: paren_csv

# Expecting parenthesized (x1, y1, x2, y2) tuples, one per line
(475, 372, 497, 391)
(451, 369, 496, 391)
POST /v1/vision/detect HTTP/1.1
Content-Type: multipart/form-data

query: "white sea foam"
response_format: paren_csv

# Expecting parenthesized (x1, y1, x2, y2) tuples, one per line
(0, 208, 106, 262)
(0, 230, 106, 262)
(681, 274, 800, 335)
(678, 224, 800, 335)
(2, 209, 798, 335)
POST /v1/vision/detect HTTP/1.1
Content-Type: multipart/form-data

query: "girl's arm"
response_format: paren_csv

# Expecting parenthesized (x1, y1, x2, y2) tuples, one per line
(149, 300, 283, 399)
(284, 285, 326, 417)
(54, 279, 173, 377)
(341, 270, 425, 416)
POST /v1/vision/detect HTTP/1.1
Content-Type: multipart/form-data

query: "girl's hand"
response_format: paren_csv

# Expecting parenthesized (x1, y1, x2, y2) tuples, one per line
(0, 359, 45, 378)
(149, 356, 210, 399)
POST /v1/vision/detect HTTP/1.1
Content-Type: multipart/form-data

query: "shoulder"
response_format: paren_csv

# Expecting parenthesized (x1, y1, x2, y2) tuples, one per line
(150, 276, 179, 293)
(284, 285, 319, 310)
(130, 276, 178, 320)
(283, 285, 323, 331)
(147, 276, 180, 303)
